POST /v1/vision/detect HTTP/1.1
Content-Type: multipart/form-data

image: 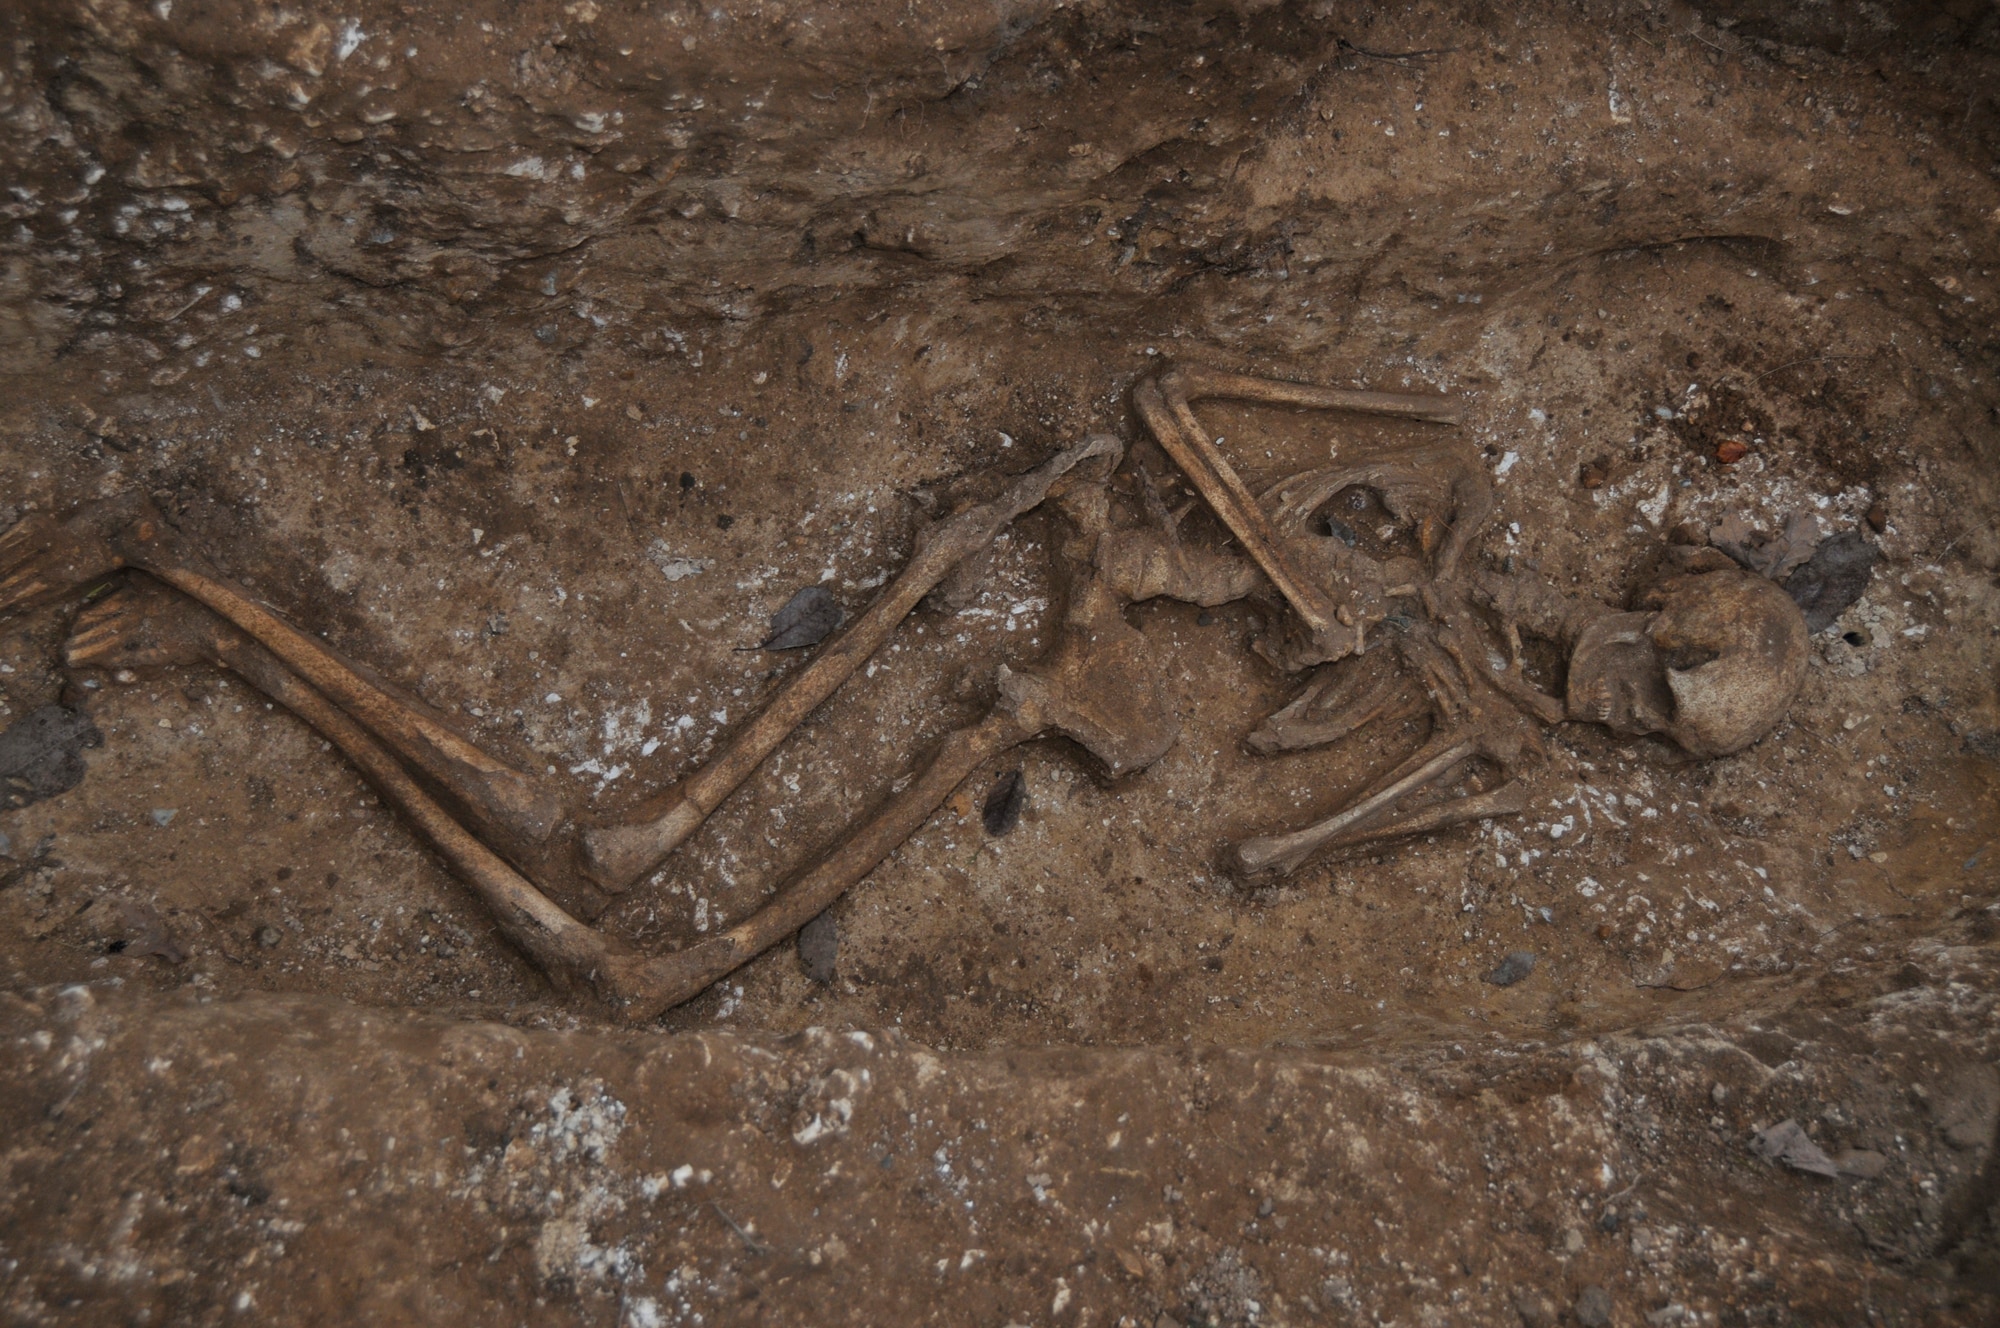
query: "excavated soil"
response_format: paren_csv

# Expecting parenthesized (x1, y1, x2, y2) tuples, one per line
(2, 0, 1999, 1323)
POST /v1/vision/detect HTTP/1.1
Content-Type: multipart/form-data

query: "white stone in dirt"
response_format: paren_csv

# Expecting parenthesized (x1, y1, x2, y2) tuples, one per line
(648, 540, 709, 581)
(1638, 481, 1674, 527)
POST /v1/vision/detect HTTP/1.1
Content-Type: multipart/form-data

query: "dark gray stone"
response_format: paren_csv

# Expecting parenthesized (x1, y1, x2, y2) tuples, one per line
(1783, 529, 1877, 632)
(1483, 951, 1537, 987)
(982, 768, 1026, 836)
(757, 585, 843, 650)
(1574, 1285, 1613, 1328)
(0, 704, 102, 810)
(798, 909, 838, 984)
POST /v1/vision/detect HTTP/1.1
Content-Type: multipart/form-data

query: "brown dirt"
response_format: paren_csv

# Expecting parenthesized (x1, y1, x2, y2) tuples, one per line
(3, 0, 1999, 1322)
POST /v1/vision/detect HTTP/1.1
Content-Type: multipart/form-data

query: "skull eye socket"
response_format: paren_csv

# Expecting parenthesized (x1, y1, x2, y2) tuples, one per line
(1662, 644, 1720, 673)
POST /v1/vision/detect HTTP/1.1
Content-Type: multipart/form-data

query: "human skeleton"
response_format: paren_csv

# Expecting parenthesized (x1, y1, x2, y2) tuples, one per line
(0, 365, 1808, 1017)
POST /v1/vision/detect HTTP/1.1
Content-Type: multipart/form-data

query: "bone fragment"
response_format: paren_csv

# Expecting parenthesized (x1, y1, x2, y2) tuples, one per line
(1166, 366, 1463, 427)
(1133, 375, 1339, 637)
(1246, 669, 1423, 755)
(1306, 781, 1529, 850)
(147, 559, 563, 845)
(0, 512, 122, 616)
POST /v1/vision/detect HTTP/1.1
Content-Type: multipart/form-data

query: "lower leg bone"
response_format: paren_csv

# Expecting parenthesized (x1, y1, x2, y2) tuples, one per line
(599, 559, 1181, 1019)
(13, 434, 1119, 898)
(599, 708, 1037, 1020)
(57, 466, 1168, 1022)
(70, 583, 623, 997)
(8, 502, 563, 850)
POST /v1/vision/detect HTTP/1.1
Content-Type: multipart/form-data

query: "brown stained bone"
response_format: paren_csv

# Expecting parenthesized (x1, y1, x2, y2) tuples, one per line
(67, 584, 623, 993)
(3, 432, 1119, 898)
(65, 513, 1174, 1022)
(1244, 651, 1426, 756)
(0, 511, 124, 616)
(1234, 564, 1810, 879)
(1567, 565, 1810, 759)
(1227, 592, 1561, 879)
(53, 445, 1160, 1019)
(603, 566, 1177, 1020)
(1234, 732, 1486, 877)
(579, 431, 1124, 891)
(4, 501, 562, 853)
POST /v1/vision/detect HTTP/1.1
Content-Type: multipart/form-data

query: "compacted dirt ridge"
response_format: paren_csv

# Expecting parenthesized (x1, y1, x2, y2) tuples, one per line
(1, 0, 1997, 1322)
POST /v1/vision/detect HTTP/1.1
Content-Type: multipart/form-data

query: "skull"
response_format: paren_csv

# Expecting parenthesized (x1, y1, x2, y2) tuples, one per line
(1565, 567, 1809, 758)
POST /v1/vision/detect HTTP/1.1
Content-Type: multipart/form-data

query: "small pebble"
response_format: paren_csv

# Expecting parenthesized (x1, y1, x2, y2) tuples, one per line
(1575, 1285, 1613, 1328)
(150, 808, 178, 827)
(1483, 950, 1537, 986)
(254, 925, 281, 949)
(798, 910, 837, 984)
(1512, 1290, 1557, 1327)
(982, 768, 1026, 837)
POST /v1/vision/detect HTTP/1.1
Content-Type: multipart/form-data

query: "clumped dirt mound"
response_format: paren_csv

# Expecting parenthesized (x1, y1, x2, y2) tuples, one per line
(1, 0, 1998, 1320)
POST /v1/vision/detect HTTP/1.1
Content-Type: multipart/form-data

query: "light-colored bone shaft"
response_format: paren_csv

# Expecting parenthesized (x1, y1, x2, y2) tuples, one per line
(579, 434, 1119, 892)
(601, 709, 1034, 1021)
(1313, 781, 1528, 849)
(1171, 365, 1463, 425)
(203, 624, 618, 998)
(141, 561, 562, 845)
(1233, 735, 1479, 876)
